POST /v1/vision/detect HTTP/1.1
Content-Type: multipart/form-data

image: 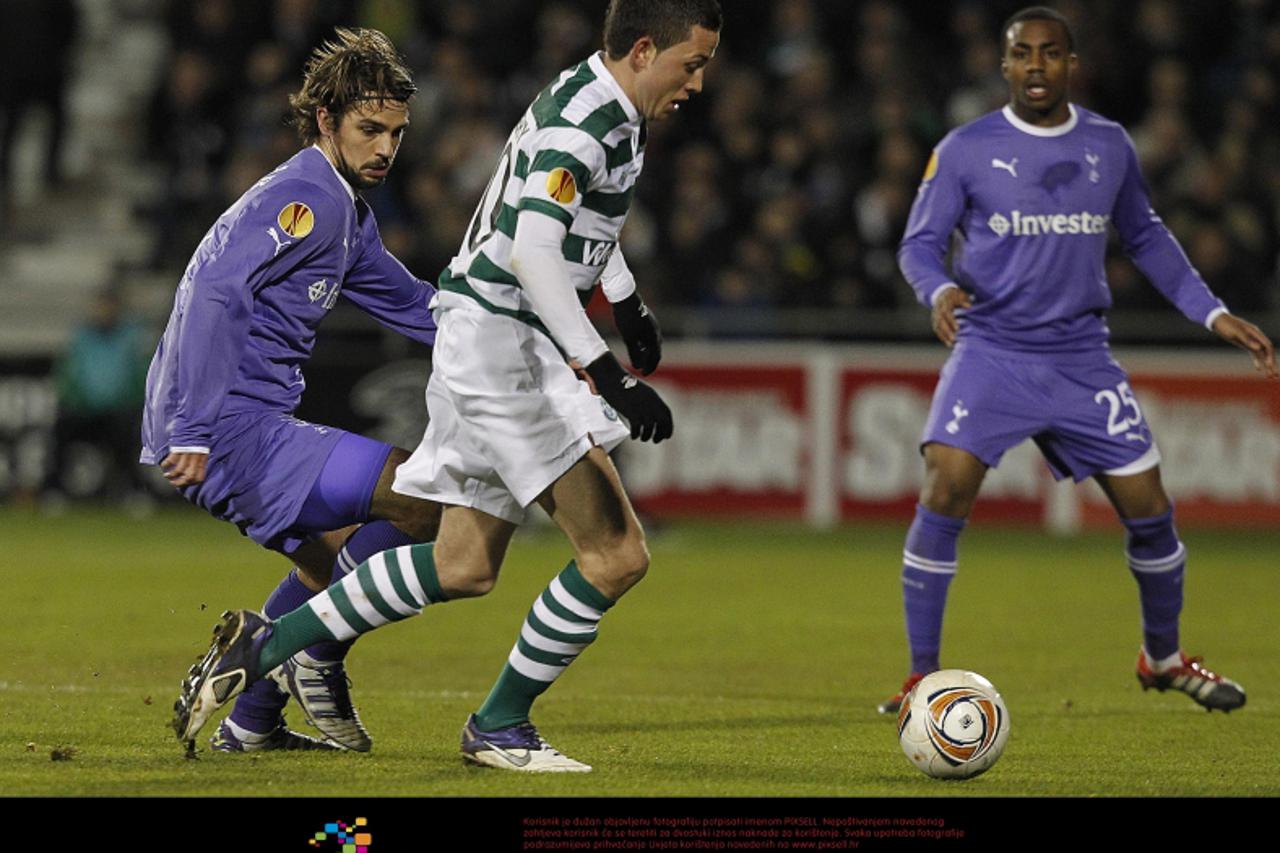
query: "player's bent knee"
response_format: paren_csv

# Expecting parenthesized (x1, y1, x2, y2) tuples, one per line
(615, 543, 651, 588)
(289, 531, 351, 590)
(452, 572, 498, 598)
(920, 445, 985, 517)
(434, 552, 501, 599)
(294, 562, 330, 591)
(584, 534, 650, 596)
(438, 568, 498, 599)
(920, 480, 977, 518)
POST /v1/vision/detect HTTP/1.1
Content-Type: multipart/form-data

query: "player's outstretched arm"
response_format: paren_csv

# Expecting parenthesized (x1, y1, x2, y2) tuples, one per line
(931, 287, 973, 348)
(1211, 313, 1279, 379)
(340, 210, 437, 347)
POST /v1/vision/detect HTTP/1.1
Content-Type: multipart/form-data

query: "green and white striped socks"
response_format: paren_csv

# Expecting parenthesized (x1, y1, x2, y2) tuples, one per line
(473, 561, 614, 731)
(254, 548, 616, 731)
(258, 543, 446, 673)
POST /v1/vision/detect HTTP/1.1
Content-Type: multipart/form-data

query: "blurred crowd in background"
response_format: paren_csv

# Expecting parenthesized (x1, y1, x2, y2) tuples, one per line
(144, 0, 1280, 318)
(4, 0, 1280, 504)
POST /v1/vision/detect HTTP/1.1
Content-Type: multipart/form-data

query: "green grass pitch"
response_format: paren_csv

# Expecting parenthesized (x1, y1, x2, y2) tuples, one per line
(2, 505, 1277, 799)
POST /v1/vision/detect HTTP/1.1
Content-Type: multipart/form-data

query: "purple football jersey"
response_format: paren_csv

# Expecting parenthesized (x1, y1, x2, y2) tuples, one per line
(899, 105, 1224, 353)
(140, 146, 436, 463)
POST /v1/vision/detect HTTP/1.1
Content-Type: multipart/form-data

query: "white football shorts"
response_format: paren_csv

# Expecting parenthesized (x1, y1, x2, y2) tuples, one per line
(393, 298, 629, 524)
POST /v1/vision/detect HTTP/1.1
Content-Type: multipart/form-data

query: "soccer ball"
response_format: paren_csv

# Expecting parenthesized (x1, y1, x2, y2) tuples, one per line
(897, 669, 1010, 779)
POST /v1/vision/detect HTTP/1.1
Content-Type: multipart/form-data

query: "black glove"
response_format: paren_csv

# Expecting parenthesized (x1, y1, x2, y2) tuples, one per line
(584, 353, 673, 443)
(611, 292, 662, 376)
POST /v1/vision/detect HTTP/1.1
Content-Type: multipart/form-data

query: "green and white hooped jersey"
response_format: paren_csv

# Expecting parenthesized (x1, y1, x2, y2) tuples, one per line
(438, 52, 645, 329)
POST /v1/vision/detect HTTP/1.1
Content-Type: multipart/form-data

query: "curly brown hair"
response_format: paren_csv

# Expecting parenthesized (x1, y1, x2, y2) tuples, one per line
(287, 27, 417, 145)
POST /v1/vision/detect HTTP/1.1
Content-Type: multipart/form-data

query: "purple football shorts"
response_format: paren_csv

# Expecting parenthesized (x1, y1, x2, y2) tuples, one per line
(181, 411, 392, 553)
(921, 341, 1159, 481)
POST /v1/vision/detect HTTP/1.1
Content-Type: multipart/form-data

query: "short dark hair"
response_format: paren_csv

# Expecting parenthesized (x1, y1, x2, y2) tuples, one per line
(1001, 6, 1075, 53)
(603, 0, 723, 61)
(288, 27, 417, 145)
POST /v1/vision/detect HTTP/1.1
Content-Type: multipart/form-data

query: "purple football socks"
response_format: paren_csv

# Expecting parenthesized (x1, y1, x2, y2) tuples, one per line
(1123, 510, 1184, 661)
(901, 504, 966, 675)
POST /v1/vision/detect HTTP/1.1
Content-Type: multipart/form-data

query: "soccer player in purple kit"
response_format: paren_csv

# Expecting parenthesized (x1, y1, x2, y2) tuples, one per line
(171, 0, 721, 773)
(879, 7, 1278, 715)
(145, 28, 441, 752)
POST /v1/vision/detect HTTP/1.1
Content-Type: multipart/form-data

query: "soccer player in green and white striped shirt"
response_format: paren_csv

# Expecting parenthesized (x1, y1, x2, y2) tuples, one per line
(173, 0, 722, 772)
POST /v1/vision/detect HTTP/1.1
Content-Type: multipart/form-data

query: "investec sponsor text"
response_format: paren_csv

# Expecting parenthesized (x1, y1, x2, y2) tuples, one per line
(987, 210, 1111, 237)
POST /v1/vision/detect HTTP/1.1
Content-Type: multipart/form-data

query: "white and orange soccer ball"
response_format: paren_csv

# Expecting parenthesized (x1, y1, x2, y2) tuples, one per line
(896, 669, 1010, 779)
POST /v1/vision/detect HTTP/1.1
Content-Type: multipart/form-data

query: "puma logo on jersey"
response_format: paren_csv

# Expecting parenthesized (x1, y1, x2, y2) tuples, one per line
(945, 401, 969, 434)
(621, 375, 638, 390)
(991, 157, 1019, 178)
(266, 227, 292, 257)
(1125, 432, 1148, 443)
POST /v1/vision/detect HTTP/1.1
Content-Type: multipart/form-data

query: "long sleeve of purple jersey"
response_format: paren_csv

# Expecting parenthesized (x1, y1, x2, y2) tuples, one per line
(168, 181, 341, 449)
(168, 255, 255, 450)
(341, 204, 437, 346)
(1112, 132, 1224, 324)
(898, 138, 966, 308)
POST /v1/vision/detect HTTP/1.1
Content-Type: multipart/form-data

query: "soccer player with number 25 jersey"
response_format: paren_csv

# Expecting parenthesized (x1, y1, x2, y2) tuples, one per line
(882, 6, 1277, 716)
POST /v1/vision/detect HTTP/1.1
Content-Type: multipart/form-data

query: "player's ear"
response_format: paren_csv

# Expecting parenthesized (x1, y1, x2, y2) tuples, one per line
(316, 106, 338, 138)
(629, 36, 659, 72)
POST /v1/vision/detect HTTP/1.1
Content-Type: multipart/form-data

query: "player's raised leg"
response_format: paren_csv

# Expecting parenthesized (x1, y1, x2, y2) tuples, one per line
(209, 527, 350, 753)
(278, 446, 440, 751)
(461, 446, 647, 773)
(212, 440, 442, 751)
(174, 506, 482, 746)
(879, 443, 986, 714)
(1095, 467, 1245, 712)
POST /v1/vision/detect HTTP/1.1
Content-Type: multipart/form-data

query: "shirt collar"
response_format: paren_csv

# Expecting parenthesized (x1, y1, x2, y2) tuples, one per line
(589, 51, 641, 125)
(1001, 103, 1078, 137)
(310, 144, 357, 204)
